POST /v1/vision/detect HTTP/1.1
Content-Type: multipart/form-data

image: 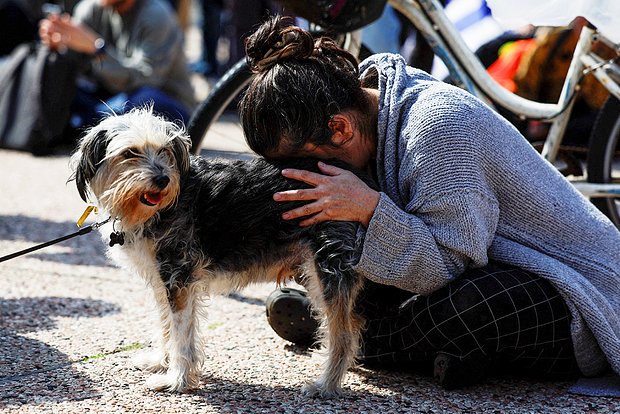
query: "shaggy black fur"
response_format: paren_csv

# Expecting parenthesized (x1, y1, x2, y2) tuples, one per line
(147, 156, 376, 310)
(72, 109, 380, 395)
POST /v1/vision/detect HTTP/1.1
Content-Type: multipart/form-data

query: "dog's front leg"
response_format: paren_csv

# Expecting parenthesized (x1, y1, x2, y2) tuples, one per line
(134, 281, 172, 373)
(144, 272, 203, 392)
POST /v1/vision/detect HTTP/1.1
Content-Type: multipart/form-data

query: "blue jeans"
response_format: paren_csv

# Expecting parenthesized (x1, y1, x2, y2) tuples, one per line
(72, 85, 190, 128)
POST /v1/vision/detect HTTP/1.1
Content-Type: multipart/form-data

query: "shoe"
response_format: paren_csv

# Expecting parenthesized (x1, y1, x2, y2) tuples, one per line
(433, 352, 491, 390)
(266, 287, 320, 346)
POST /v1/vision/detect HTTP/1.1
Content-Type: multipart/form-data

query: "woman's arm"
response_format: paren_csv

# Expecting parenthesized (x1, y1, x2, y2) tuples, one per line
(354, 189, 500, 294)
(274, 163, 500, 295)
(274, 161, 380, 228)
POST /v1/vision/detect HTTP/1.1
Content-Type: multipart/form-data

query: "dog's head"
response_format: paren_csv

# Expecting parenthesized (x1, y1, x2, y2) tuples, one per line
(70, 108, 191, 227)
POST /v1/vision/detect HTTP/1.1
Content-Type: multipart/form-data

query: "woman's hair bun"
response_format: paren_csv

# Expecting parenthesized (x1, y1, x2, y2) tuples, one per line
(245, 16, 315, 73)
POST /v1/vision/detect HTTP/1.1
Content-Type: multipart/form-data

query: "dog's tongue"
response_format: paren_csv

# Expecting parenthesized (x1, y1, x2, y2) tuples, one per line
(144, 192, 163, 205)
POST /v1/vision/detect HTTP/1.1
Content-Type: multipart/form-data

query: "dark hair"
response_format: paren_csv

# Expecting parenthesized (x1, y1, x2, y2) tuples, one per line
(240, 16, 370, 157)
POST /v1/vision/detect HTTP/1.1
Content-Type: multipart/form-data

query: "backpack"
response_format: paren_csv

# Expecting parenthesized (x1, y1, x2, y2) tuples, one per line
(0, 42, 79, 154)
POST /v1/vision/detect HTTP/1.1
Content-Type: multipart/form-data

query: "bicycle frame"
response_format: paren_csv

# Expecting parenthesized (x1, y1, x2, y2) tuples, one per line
(387, 0, 620, 197)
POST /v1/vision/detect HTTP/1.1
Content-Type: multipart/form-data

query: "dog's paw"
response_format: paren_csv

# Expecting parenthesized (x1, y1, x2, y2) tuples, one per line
(133, 351, 167, 373)
(302, 380, 343, 398)
(145, 372, 190, 393)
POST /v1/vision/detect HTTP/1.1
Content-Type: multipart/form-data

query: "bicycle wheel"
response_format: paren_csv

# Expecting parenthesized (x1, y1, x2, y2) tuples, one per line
(586, 96, 620, 229)
(187, 58, 254, 154)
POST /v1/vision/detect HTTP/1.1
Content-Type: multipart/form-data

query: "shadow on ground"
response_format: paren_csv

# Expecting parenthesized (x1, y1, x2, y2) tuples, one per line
(192, 373, 427, 412)
(226, 292, 266, 307)
(0, 215, 110, 267)
(188, 369, 576, 413)
(0, 296, 120, 406)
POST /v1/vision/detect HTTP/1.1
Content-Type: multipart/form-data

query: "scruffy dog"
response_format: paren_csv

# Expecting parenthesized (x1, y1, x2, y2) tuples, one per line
(70, 108, 369, 397)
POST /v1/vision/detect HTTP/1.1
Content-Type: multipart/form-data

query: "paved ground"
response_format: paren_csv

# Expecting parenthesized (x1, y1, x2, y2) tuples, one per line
(1, 117, 620, 414)
(2, 16, 620, 412)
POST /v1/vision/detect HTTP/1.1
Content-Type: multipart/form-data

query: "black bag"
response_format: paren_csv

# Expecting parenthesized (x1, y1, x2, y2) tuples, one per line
(0, 42, 78, 154)
(278, 0, 387, 32)
(0, 0, 38, 56)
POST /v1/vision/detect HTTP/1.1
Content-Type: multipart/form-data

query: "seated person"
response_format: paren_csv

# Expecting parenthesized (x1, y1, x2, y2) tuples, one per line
(240, 16, 620, 389)
(39, 0, 196, 129)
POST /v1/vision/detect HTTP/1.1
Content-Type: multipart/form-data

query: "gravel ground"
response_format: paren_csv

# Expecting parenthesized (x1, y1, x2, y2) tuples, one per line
(1, 148, 620, 414)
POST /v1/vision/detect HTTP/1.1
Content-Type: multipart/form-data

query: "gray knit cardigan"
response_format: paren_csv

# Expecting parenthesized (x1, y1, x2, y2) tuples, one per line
(353, 54, 620, 376)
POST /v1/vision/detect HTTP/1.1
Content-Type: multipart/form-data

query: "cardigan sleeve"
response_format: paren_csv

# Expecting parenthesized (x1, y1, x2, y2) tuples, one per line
(352, 188, 500, 295)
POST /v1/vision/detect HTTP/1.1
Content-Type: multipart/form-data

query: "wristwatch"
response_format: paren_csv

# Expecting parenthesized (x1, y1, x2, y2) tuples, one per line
(93, 38, 106, 56)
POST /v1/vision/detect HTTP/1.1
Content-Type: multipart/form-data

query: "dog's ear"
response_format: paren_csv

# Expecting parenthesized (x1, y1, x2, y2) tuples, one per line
(72, 129, 110, 202)
(168, 133, 191, 176)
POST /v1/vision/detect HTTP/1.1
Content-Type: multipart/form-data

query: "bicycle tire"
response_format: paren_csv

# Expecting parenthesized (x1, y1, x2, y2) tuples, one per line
(187, 58, 254, 154)
(586, 95, 620, 229)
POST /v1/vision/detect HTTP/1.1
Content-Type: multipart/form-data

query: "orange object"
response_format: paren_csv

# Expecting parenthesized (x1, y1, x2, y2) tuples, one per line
(487, 39, 536, 92)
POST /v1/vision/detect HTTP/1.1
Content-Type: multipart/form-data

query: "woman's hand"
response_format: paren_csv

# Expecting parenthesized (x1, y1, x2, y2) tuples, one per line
(273, 161, 380, 227)
(39, 13, 100, 54)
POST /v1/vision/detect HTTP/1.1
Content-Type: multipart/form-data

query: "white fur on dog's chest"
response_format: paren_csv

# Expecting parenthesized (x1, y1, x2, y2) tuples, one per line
(100, 226, 160, 286)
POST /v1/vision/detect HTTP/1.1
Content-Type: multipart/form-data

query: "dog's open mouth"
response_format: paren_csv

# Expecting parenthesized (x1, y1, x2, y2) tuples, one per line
(140, 191, 163, 206)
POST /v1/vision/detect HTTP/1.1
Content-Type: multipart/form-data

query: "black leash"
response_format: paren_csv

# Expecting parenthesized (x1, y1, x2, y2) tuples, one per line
(0, 217, 111, 263)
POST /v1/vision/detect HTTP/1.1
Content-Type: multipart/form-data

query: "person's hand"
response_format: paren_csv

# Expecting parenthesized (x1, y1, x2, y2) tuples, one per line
(39, 13, 100, 54)
(273, 161, 380, 228)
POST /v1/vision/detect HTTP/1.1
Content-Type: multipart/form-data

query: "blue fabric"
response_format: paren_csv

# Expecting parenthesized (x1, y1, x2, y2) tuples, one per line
(72, 85, 189, 128)
(569, 375, 620, 398)
(361, 6, 401, 54)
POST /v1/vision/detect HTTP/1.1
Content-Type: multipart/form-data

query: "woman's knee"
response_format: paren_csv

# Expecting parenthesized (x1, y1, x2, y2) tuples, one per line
(426, 263, 549, 319)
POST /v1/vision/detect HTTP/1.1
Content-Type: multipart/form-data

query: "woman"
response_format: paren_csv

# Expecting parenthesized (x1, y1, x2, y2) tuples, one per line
(239, 16, 620, 389)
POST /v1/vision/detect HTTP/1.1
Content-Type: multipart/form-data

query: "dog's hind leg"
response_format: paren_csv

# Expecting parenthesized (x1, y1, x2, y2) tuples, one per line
(144, 283, 204, 392)
(301, 259, 365, 398)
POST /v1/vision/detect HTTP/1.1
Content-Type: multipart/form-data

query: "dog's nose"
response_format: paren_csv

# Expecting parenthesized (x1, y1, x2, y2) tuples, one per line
(154, 175, 170, 189)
